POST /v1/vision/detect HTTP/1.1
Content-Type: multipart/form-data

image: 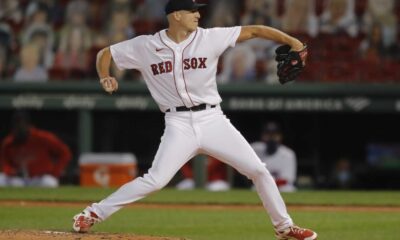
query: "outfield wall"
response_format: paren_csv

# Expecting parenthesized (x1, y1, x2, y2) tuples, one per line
(1, 82, 400, 188)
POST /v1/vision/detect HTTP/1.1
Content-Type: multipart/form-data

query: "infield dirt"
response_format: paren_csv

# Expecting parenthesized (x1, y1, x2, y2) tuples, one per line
(0, 230, 184, 240)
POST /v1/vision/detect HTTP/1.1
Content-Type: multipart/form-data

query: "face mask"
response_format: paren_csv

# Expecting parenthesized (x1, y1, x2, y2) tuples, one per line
(266, 140, 279, 155)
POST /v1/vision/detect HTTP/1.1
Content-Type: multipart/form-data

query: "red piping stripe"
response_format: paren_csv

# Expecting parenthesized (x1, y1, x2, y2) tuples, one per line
(158, 32, 186, 107)
(181, 30, 198, 107)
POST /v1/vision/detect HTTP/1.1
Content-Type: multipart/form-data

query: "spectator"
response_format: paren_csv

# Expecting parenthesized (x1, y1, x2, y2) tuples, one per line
(107, 9, 135, 42)
(319, 0, 359, 37)
(217, 44, 257, 83)
(281, 0, 319, 37)
(13, 43, 48, 82)
(106, 8, 136, 81)
(0, 24, 13, 80)
(134, 0, 169, 22)
(22, 1, 55, 69)
(238, 0, 281, 84)
(25, 27, 54, 69)
(110, 0, 136, 12)
(362, 0, 397, 51)
(176, 156, 230, 191)
(206, 0, 238, 27)
(24, 1, 50, 26)
(54, 0, 92, 75)
(330, 157, 353, 189)
(0, 111, 72, 187)
(359, 22, 397, 62)
(32, 0, 64, 28)
(0, 0, 23, 31)
(251, 122, 297, 192)
(241, 0, 280, 28)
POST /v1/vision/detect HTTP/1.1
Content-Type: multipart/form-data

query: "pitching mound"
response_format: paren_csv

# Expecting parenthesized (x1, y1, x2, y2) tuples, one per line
(0, 230, 184, 240)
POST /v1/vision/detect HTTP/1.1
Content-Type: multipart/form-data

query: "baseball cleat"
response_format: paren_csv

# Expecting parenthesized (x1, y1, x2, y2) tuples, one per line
(275, 225, 317, 240)
(72, 209, 101, 233)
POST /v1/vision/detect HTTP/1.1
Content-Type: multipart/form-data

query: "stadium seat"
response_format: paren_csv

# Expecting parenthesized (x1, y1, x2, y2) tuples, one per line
(133, 20, 163, 35)
(360, 60, 400, 83)
(298, 61, 324, 82)
(355, 0, 368, 17)
(255, 59, 268, 80)
(277, 0, 286, 17)
(321, 61, 360, 82)
(49, 67, 68, 81)
(69, 69, 88, 80)
(315, 0, 324, 16)
(321, 34, 362, 61)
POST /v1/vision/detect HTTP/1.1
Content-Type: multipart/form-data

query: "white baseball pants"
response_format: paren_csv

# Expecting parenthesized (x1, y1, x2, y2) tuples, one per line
(88, 106, 293, 229)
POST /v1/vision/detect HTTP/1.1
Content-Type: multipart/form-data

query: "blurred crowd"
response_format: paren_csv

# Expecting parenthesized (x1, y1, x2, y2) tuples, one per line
(0, 0, 399, 83)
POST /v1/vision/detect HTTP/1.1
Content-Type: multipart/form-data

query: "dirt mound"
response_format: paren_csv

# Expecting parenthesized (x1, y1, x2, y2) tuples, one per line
(0, 230, 185, 240)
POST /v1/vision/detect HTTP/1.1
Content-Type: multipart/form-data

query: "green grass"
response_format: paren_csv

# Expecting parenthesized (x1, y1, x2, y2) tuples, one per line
(1, 187, 400, 206)
(0, 205, 399, 240)
(0, 187, 400, 240)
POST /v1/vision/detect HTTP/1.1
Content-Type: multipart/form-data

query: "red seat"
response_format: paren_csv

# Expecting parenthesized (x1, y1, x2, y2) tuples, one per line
(49, 67, 68, 81)
(87, 46, 103, 78)
(255, 59, 268, 80)
(320, 34, 362, 61)
(132, 20, 164, 35)
(358, 60, 385, 83)
(49, 68, 88, 81)
(277, 0, 286, 17)
(396, 1, 400, 22)
(321, 61, 360, 82)
(298, 61, 325, 82)
(355, 0, 368, 17)
(69, 68, 88, 80)
(315, 0, 325, 16)
(360, 60, 400, 83)
(382, 61, 400, 82)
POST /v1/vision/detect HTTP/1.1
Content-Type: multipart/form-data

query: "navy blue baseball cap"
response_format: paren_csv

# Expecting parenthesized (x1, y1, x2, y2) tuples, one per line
(165, 0, 207, 15)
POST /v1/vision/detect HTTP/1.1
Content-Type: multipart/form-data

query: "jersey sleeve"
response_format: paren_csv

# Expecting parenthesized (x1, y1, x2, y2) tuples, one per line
(110, 36, 146, 70)
(204, 27, 241, 56)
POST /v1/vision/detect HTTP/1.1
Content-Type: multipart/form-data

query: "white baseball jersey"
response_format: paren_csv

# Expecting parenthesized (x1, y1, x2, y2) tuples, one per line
(251, 141, 297, 192)
(85, 26, 295, 232)
(110, 27, 241, 112)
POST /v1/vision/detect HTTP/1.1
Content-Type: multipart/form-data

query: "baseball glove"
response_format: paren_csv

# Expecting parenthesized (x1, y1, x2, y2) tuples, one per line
(275, 44, 308, 84)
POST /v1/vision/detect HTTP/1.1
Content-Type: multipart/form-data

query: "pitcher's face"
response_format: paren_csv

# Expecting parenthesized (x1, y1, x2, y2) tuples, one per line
(178, 10, 201, 31)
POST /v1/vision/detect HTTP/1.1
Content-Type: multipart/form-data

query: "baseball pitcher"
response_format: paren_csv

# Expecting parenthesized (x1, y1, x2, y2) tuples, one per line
(73, 0, 315, 239)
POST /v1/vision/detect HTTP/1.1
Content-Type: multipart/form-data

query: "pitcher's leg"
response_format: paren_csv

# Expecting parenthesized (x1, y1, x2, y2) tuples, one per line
(89, 125, 198, 220)
(200, 114, 293, 229)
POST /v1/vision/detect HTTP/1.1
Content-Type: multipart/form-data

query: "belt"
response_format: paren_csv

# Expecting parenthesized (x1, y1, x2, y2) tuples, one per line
(166, 104, 216, 112)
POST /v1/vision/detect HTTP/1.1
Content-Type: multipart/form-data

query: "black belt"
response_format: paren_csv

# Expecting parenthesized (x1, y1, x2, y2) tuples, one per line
(166, 104, 216, 112)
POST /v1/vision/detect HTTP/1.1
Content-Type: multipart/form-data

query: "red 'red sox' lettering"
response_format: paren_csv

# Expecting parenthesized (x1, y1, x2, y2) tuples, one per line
(151, 58, 207, 75)
(183, 57, 207, 70)
(151, 61, 173, 75)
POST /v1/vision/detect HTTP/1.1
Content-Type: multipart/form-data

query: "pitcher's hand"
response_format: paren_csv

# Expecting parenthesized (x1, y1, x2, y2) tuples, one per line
(100, 76, 118, 94)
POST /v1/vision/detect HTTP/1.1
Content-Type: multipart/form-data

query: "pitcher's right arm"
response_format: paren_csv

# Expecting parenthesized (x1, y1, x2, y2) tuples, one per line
(96, 47, 118, 94)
